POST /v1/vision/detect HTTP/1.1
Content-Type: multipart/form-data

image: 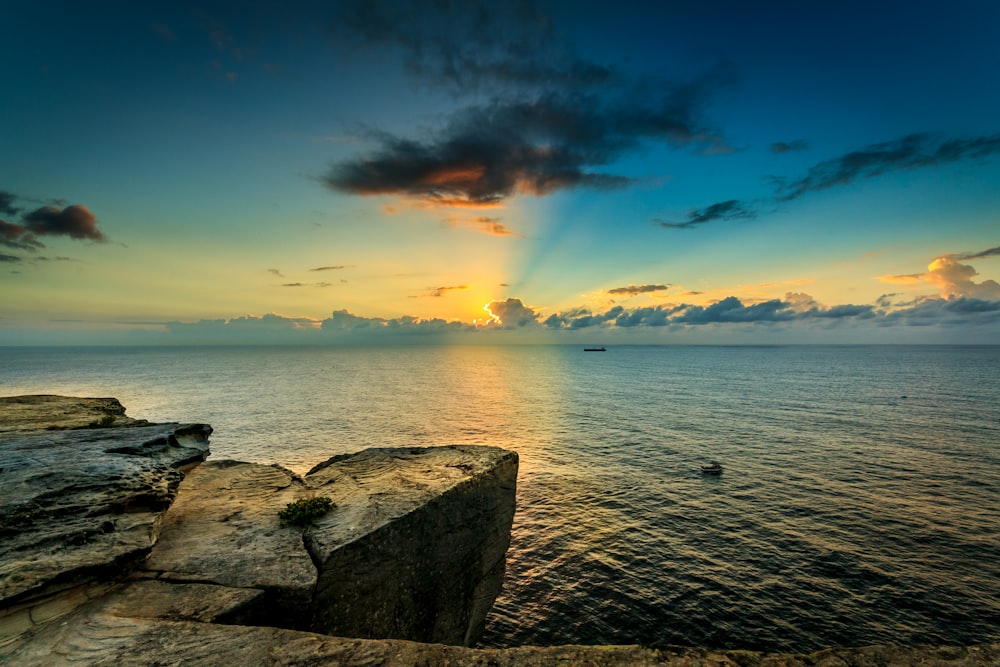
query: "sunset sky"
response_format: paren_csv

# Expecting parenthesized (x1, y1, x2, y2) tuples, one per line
(2, 0, 999, 344)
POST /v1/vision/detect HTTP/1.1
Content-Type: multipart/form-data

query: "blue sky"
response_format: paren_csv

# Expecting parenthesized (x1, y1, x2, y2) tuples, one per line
(2, 0, 999, 344)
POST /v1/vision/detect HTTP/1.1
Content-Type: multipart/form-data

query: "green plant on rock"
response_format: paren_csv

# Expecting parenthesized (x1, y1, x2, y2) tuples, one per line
(278, 496, 334, 527)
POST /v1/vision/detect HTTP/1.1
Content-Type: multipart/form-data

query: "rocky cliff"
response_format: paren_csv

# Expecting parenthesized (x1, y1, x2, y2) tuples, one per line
(140, 445, 518, 645)
(2, 396, 996, 666)
(0, 395, 519, 659)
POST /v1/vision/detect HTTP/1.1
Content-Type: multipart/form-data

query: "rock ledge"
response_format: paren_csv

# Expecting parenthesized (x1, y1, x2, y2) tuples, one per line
(2, 396, 996, 666)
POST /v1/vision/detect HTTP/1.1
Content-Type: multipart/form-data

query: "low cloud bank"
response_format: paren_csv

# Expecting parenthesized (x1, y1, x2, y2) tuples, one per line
(135, 291, 999, 345)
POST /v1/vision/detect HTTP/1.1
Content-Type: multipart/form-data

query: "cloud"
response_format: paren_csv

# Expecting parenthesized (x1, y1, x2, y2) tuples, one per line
(324, 2, 732, 208)
(774, 133, 1000, 201)
(878, 272, 924, 286)
(325, 94, 671, 207)
(771, 140, 808, 154)
(428, 285, 469, 297)
(444, 214, 521, 236)
(537, 295, 881, 330)
(607, 284, 670, 296)
(267, 268, 284, 277)
(319, 309, 476, 340)
(953, 246, 1000, 261)
(879, 252, 1000, 300)
(1, 191, 106, 254)
(474, 216, 519, 237)
(924, 257, 1000, 300)
(485, 298, 539, 327)
(135, 289, 997, 345)
(655, 132, 1000, 231)
(328, 0, 612, 93)
(160, 313, 323, 343)
(282, 282, 332, 288)
(0, 190, 20, 216)
(881, 297, 1000, 328)
(1, 220, 43, 251)
(655, 199, 756, 229)
(612, 305, 677, 327)
(22, 205, 106, 241)
(310, 265, 351, 271)
(1, 253, 23, 263)
(543, 305, 624, 329)
(670, 296, 795, 324)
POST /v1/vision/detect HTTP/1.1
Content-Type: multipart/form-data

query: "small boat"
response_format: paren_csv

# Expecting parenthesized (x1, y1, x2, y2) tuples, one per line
(584, 346, 606, 352)
(701, 461, 723, 474)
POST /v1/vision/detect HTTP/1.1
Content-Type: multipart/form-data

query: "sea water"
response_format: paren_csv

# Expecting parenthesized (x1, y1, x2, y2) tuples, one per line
(1, 344, 998, 651)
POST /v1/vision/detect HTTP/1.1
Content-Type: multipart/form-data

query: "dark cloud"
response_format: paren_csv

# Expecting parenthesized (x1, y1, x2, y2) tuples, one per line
(328, 0, 611, 93)
(310, 265, 351, 271)
(0, 190, 20, 216)
(428, 285, 468, 297)
(882, 296, 1000, 328)
(325, 88, 722, 206)
(670, 296, 794, 324)
(324, 1, 732, 207)
(568, 306, 622, 329)
(655, 199, 756, 229)
(657, 133, 1000, 231)
(22, 205, 106, 241)
(1, 253, 23, 263)
(267, 268, 284, 277)
(954, 246, 1000, 260)
(614, 305, 678, 327)
(607, 284, 670, 296)
(771, 140, 808, 154)
(1, 220, 43, 251)
(282, 282, 332, 288)
(540, 295, 882, 330)
(774, 133, 1000, 202)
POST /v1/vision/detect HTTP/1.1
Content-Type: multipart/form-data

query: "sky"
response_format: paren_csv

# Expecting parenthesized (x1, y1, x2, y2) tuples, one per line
(2, 0, 999, 345)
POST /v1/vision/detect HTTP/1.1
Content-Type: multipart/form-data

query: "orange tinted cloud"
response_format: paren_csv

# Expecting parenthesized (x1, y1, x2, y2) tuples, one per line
(880, 253, 1000, 299)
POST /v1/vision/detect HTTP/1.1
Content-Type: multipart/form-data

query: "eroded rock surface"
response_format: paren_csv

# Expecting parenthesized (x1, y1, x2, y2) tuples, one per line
(142, 445, 519, 645)
(0, 397, 211, 609)
(0, 395, 149, 433)
(140, 461, 317, 629)
(5, 395, 993, 667)
(5, 601, 998, 667)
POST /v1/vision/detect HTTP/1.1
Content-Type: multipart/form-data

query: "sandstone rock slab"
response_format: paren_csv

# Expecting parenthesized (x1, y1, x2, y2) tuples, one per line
(141, 461, 317, 629)
(0, 395, 148, 433)
(305, 445, 519, 646)
(4, 597, 997, 667)
(139, 445, 518, 646)
(0, 397, 211, 606)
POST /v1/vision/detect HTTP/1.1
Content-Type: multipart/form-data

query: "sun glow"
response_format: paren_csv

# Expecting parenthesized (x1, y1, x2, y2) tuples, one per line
(481, 302, 501, 325)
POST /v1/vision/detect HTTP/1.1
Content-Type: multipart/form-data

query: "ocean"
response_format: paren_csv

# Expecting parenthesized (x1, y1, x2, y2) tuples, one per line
(1, 344, 998, 651)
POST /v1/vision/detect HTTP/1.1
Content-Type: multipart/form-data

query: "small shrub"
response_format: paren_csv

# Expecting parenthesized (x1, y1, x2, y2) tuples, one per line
(98, 415, 116, 427)
(278, 496, 334, 527)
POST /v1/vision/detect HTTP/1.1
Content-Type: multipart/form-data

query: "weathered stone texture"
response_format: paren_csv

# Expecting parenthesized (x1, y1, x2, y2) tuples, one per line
(304, 446, 519, 645)
(141, 460, 317, 629)
(0, 395, 148, 433)
(4, 606, 998, 667)
(140, 445, 519, 644)
(0, 399, 211, 606)
(3, 395, 994, 667)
